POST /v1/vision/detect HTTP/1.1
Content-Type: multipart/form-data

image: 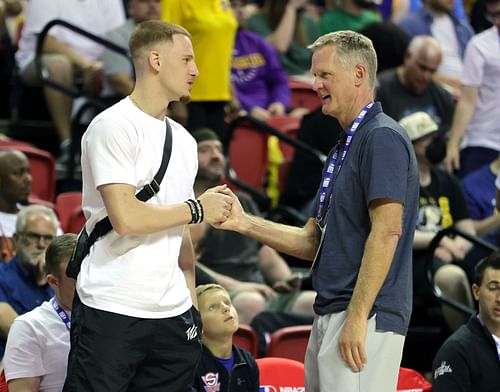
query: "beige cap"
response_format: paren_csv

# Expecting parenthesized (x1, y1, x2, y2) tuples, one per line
(399, 112, 439, 142)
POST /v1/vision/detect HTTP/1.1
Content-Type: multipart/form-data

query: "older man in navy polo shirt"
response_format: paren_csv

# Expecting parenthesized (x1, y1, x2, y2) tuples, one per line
(0, 205, 59, 360)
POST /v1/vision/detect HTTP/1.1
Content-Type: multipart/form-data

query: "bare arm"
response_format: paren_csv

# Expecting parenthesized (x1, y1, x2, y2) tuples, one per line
(108, 73, 135, 97)
(339, 199, 403, 372)
(257, 245, 292, 284)
(7, 377, 41, 392)
(179, 228, 197, 309)
(473, 214, 500, 236)
(444, 85, 479, 173)
(98, 183, 232, 236)
(266, 0, 307, 53)
(219, 190, 320, 261)
(0, 302, 17, 338)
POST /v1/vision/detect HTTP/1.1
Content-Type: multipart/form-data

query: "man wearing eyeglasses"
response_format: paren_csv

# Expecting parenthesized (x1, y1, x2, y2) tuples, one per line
(0, 204, 59, 363)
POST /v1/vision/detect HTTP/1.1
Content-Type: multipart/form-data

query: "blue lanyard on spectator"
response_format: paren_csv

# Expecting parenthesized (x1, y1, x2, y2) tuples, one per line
(51, 297, 71, 331)
(316, 102, 374, 227)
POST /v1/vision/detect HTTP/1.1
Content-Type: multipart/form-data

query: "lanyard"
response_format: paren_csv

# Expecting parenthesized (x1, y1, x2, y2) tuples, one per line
(51, 297, 71, 331)
(315, 102, 374, 226)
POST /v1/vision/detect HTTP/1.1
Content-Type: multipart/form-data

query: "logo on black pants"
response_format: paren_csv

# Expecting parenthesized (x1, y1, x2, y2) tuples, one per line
(185, 324, 198, 340)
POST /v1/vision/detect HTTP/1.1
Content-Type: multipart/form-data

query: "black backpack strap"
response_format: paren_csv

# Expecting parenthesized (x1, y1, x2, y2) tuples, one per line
(87, 119, 173, 248)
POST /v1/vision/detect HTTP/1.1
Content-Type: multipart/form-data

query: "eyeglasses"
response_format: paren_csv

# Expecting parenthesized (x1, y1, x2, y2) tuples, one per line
(485, 11, 500, 23)
(21, 231, 55, 243)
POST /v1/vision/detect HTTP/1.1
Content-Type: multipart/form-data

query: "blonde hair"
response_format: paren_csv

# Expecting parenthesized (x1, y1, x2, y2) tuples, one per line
(129, 20, 191, 62)
(196, 283, 229, 301)
(309, 30, 377, 88)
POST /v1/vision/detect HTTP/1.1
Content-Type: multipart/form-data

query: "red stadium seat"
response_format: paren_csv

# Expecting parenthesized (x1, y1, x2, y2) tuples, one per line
(288, 79, 321, 111)
(397, 367, 432, 392)
(0, 370, 8, 392)
(265, 325, 311, 363)
(66, 205, 86, 234)
(257, 357, 304, 391)
(55, 192, 83, 233)
(233, 324, 259, 358)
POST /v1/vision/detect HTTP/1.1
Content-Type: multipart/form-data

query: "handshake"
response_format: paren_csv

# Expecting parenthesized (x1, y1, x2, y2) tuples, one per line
(195, 184, 241, 228)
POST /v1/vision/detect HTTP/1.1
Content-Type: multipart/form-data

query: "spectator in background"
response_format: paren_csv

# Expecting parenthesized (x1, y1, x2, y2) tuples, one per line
(230, 0, 291, 121)
(191, 128, 316, 324)
(14, 0, 125, 157)
(319, 0, 382, 34)
(398, 0, 474, 95)
(376, 35, 455, 128)
(162, 0, 237, 136)
(247, 0, 319, 77)
(0, 205, 59, 361)
(192, 284, 260, 392)
(444, 0, 500, 177)
(0, 150, 31, 261)
(399, 112, 475, 332)
(431, 251, 500, 391)
(3, 234, 76, 392)
(101, 0, 161, 100)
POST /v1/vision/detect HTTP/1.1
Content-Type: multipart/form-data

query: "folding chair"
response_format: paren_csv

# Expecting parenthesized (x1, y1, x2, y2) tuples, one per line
(233, 324, 259, 358)
(265, 325, 312, 363)
(397, 367, 432, 392)
(256, 357, 304, 391)
(0, 141, 56, 203)
(55, 191, 83, 233)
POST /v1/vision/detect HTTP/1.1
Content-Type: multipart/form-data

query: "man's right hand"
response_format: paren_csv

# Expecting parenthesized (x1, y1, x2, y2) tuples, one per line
(444, 141, 460, 174)
(198, 184, 233, 225)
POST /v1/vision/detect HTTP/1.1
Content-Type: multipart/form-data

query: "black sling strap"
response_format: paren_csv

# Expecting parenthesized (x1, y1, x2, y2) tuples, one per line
(87, 119, 173, 248)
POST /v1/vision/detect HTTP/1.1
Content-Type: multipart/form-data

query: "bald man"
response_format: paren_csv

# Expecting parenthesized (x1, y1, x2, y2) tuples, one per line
(0, 150, 32, 261)
(376, 35, 455, 132)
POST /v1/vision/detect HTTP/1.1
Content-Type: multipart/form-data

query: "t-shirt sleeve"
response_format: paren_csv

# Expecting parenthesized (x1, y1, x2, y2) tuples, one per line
(4, 319, 45, 380)
(461, 38, 484, 87)
(84, 117, 139, 188)
(360, 127, 413, 206)
(102, 28, 132, 78)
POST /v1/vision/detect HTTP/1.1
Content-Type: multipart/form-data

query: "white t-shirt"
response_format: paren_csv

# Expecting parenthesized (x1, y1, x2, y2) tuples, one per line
(460, 27, 500, 151)
(3, 300, 70, 392)
(0, 211, 17, 237)
(15, 0, 125, 72)
(431, 14, 463, 80)
(78, 97, 197, 319)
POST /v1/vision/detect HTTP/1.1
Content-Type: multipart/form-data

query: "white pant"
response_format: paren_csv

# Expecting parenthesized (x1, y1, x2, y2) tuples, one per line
(305, 311, 405, 392)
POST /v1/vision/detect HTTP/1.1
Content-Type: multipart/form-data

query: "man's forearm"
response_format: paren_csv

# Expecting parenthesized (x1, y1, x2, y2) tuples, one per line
(0, 302, 18, 338)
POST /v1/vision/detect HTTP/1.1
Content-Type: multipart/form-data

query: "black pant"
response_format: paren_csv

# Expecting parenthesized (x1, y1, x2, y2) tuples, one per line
(63, 294, 202, 392)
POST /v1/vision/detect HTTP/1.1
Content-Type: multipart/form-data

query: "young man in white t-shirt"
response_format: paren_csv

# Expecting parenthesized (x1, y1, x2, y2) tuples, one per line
(63, 21, 234, 392)
(4, 233, 77, 392)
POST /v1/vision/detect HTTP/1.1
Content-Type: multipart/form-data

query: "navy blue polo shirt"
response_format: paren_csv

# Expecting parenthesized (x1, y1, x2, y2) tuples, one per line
(311, 102, 419, 335)
(0, 256, 53, 358)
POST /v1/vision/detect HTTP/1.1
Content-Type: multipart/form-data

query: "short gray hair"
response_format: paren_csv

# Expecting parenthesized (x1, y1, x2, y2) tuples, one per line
(16, 204, 59, 234)
(309, 30, 377, 88)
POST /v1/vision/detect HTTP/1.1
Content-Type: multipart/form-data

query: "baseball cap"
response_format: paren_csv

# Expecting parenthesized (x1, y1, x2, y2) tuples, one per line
(399, 112, 440, 142)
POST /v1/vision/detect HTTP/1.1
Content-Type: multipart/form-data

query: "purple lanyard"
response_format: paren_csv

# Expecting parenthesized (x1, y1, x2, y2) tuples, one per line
(316, 102, 374, 226)
(51, 297, 71, 331)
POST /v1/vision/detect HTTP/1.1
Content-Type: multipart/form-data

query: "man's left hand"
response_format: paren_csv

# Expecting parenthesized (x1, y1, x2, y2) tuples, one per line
(338, 315, 368, 372)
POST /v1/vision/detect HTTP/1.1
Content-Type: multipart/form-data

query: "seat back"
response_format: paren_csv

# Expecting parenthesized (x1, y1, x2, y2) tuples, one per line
(397, 367, 432, 392)
(265, 325, 311, 363)
(0, 141, 56, 203)
(256, 357, 304, 391)
(55, 192, 83, 233)
(66, 205, 86, 234)
(288, 79, 321, 111)
(233, 324, 259, 358)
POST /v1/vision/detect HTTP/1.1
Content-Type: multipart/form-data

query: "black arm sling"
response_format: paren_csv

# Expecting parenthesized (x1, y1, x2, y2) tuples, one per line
(66, 119, 173, 279)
